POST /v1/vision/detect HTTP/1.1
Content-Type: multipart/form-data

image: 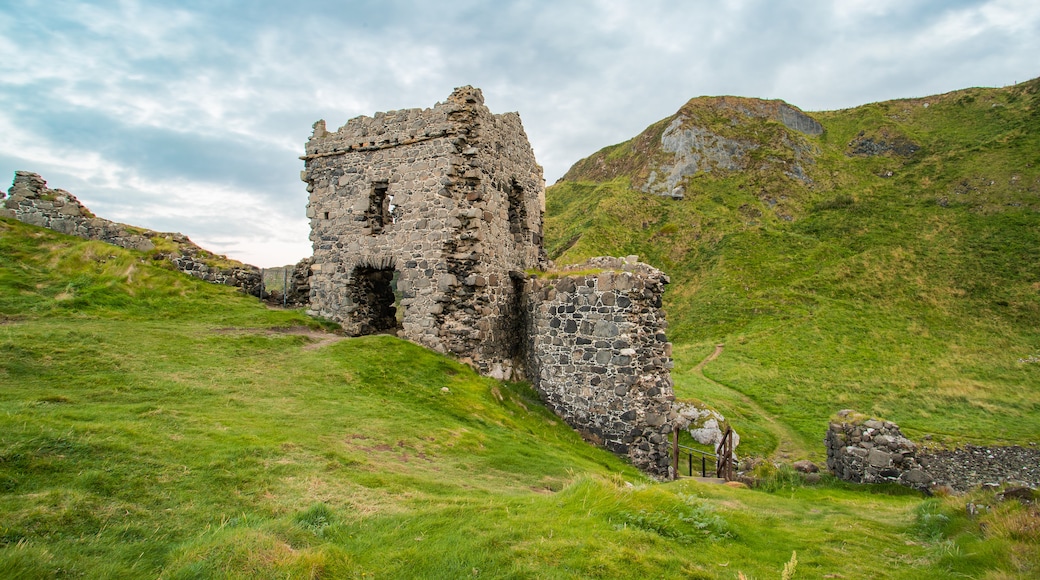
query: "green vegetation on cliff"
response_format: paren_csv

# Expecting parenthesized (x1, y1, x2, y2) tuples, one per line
(547, 79, 1040, 456)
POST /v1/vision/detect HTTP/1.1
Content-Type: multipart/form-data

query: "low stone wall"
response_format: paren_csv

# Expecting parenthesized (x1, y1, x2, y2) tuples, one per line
(525, 256, 676, 478)
(284, 257, 314, 307)
(3, 172, 263, 296)
(826, 411, 1040, 492)
(825, 411, 931, 491)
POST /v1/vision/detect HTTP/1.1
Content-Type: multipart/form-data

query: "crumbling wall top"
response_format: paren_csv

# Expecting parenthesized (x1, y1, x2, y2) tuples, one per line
(304, 86, 492, 158)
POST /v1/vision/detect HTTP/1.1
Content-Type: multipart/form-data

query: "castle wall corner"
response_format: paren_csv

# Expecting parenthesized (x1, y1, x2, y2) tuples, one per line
(524, 257, 677, 477)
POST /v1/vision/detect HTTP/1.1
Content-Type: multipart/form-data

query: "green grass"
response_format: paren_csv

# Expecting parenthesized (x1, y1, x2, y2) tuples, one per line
(3, 220, 1036, 577)
(547, 79, 1040, 460)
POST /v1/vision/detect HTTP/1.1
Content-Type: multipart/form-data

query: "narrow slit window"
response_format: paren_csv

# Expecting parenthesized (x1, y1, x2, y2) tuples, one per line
(507, 179, 528, 238)
(369, 181, 391, 233)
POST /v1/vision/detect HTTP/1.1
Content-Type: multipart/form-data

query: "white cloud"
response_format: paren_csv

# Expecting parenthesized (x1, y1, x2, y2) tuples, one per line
(2, 0, 1038, 267)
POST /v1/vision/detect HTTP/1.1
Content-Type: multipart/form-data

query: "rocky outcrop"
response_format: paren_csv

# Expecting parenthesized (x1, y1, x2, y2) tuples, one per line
(674, 401, 740, 452)
(2, 171, 264, 297)
(846, 128, 920, 158)
(641, 97, 821, 198)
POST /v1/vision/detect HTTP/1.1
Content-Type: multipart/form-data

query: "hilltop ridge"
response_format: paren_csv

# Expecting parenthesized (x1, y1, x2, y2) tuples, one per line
(546, 78, 1040, 455)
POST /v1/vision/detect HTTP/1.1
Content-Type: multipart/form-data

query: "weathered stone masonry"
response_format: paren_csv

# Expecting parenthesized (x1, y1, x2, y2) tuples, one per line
(302, 86, 545, 380)
(525, 257, 677, 475)
(826, 411, 1040, 492)
(306, 87, 679, 476)
(1, 171, 263, 294)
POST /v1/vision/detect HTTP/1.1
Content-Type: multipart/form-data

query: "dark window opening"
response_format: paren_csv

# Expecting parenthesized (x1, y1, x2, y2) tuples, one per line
(368, 181, 393, 233)
(323, 211, 329, 220)
(349, 266, 402, 334)
(507, 272, 526, 358)
(507, 179, 528, 238)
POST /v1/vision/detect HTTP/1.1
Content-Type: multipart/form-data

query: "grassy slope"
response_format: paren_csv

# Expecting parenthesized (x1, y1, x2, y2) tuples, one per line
(546, 80, 1040, 458)
(2, 219, 1035, 577)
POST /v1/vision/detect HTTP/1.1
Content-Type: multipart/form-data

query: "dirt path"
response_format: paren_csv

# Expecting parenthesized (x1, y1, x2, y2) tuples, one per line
(214, 326, 348, 351)
(693, 344, 809, 461)
(273, 327, 349, 351)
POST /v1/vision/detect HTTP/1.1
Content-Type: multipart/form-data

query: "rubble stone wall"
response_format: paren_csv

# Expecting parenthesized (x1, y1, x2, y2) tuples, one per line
(825, 411, 931, 490)
(525, 257, 677, 477)
(826, 411, 1040, 492)
(303, 86, 545, 378)
(2, 171, 263, 295)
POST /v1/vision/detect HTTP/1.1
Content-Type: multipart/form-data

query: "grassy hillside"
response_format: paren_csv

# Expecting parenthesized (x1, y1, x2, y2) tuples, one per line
(3, 219, 1037, 577)
(547, 79, 1040, 458)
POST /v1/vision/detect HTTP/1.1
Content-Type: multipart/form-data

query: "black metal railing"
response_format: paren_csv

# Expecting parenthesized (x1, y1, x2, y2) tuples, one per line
(672, 426, 737, 481)
(677, 444, 716, 477)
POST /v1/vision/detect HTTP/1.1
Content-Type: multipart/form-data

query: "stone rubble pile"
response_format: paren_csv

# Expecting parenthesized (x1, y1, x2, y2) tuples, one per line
(825, 410, 932, 491)
(2, 171, 264, 296)
(918, 445, 1040, 492)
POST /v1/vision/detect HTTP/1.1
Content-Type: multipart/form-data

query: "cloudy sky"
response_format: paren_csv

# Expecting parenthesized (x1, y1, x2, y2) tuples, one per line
(2, 0, 1038, 266)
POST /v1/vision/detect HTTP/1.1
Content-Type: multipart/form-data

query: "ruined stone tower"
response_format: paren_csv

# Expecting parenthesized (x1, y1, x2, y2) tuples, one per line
(302, 86, 545, 378)
(302, 87, 679, 477)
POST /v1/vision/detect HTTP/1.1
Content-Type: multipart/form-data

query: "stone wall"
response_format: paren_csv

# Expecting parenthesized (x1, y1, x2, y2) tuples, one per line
(302, 89, 684, 476)
(303, 86, 545, 378)
(2, 171, 264, 296)
(524, 256, 677, 477)
(826, 411, 1040, 492)
(825, 411, 931, 491)
(281, 257, 314, 307)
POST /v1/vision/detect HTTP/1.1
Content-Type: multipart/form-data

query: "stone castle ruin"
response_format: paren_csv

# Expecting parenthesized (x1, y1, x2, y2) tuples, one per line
(12, 86, 1040, 487)
(2, 87, 680, 477)
(302, 87, 679, 475)
(302, 86, 544, 380)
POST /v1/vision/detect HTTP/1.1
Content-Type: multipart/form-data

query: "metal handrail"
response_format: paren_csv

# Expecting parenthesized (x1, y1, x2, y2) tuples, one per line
(678, 443, 717, 459)
(675, 443, 734, 478)
(671, 427, 738, 480)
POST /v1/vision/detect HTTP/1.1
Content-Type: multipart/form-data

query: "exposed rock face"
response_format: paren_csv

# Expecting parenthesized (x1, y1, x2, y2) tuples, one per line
(846, 128, 920, 157)
(524, 256, 676, 477)
(303, 86, 545, 378)
(2, 171, 264, 296)
(674, 401, 740, 451)
(825, 411, 932, 491)
(644, 119, 754, 199)
(642, 97, 822, 198)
